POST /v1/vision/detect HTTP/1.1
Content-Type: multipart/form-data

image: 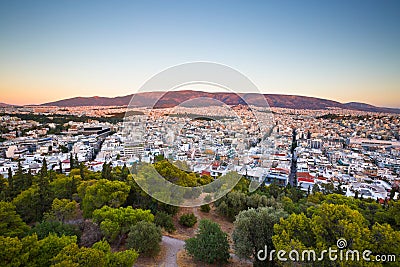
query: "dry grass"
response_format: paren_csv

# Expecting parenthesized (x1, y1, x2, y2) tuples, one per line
(177, 250, 252, 267)
(168, 204, 234, 239)
(166, 207, 199, 240)
(134, 243, 167, 267)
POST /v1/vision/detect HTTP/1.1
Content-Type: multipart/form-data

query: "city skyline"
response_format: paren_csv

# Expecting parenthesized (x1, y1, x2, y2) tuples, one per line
(1, 0, 399, 107)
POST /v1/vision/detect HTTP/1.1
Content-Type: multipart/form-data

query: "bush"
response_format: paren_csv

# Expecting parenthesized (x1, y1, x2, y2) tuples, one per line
(179, 213, 197, 227)
(126, 221, 162, 256)
(155, 211, 176, 233)
(185, 219, 230, 264)
(200, 204, 210, 213)
(29, 221, 81, 241)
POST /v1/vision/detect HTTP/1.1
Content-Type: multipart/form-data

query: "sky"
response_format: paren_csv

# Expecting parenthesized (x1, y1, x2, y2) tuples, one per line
(0, 0, 399, 107)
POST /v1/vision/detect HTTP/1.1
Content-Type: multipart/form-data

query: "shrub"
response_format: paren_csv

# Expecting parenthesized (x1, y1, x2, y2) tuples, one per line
(29, 221, 81, 241)
(200, 204, 210, 213)
(185, 219, 230, 264)
(126, 221, 162, 256)
(179, 213, 197, 227)
(155, 211, 176, 233)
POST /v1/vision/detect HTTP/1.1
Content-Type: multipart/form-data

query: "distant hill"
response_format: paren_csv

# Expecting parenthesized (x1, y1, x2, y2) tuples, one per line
(41, 90, 400, 113)
(0, 102, 11, 107)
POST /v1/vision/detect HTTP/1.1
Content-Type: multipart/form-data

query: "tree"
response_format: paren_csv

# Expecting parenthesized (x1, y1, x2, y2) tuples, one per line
(50, 175, 80, 200)
(94, 240, 139, 267)
(312, 183, 320, 194)
(92, 206, 154, 244)
(29, 221, 81, 240)
(79, 162, 85, 180)
(179, 213, 197, 227)
(185, 219, 230, 264)
(101, 162, 112, 180)
(127, 221, 162, 256)
(51, 243, 106, 267)
(13, 186, 41, 223)
(0, 236, 26, 267)
(266, 182, 281, 199)
(37, 160, 53, 216)
(44, 198, 79, 223)
(13, 161, 31, 196)
(6, 168, 14, 200)
(120, 163, 129, 181)
(312, 203, 370, 250)
(370, 222, 400, 257)
(233, 207, 287, 266)
(30, 233, 77, 267)
(272, 213, 315, 252)
(69, 153, 74, 170)
(79, 179, 130, 217)
(154, 211, 175, 233)
(0, 201, 29, 237)
(41, 158, 48, 177)
(288, 128, 297, 187)
(390, 187, 396, 200)
(216, 191, 247, 221)
(0, 176, 7, 200)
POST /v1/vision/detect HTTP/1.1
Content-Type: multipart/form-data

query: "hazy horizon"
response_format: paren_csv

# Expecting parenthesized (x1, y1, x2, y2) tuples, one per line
(3, 89, 399, 109)
(1, 1, 399, 107)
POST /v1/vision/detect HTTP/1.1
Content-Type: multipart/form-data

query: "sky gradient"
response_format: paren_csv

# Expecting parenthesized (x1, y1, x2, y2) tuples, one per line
(0, 0, 399, 107)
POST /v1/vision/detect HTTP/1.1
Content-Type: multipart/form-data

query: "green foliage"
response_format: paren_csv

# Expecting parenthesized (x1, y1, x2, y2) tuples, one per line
(215, 191, 247, 221)
(216, 191, 277, 221)
(197, 174, 213, 186)
(126, 221, 162, 256)
(284, 185, 305, 202)
(370, 223, 400, 256)
(0, 233, 137, 267)
(281, 196, 308, 214)
(154, 211, 176, 233)
(200, 204, 210, 213)
(313, 203, 370, 249)
(272, 203, 383, 265)
(92, 206, 153, 243)
(44, 198, 79, 222)
(233, 207, 288, 265)
(185, 219, 230, 264)
(51, 243, 106, 267)
(101, 162, 113, 180)
(232, 177, 250, 193)
(179, 213, 197, 227)
(154, 160, 198, 187)
(13, 186, 41, 223)
(157, 202, 179, 216)
(29, 221, 81, 240)
(50, 175, 80, 200)
(272, 213, 315, 250)
(106, 249, 139, 267)
(0, 201, 29, 237)
(312, 183, 321, 194)
(33, 234, 77, 266)
(12, 162, 32, 198)
(0, 235, 26, 267)
(266, 182, 282, 198)
(79, 179, 130, 217)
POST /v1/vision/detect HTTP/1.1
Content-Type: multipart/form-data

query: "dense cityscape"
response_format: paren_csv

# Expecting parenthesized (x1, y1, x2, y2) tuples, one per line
(2, 104, 399, 200)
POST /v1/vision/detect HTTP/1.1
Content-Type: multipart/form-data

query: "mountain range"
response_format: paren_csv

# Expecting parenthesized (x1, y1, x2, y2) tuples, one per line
(38, 90, 400, 114)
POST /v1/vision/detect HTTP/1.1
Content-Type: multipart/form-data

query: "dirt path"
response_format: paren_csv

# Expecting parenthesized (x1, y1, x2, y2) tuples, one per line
(159, 235, 185, 267)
